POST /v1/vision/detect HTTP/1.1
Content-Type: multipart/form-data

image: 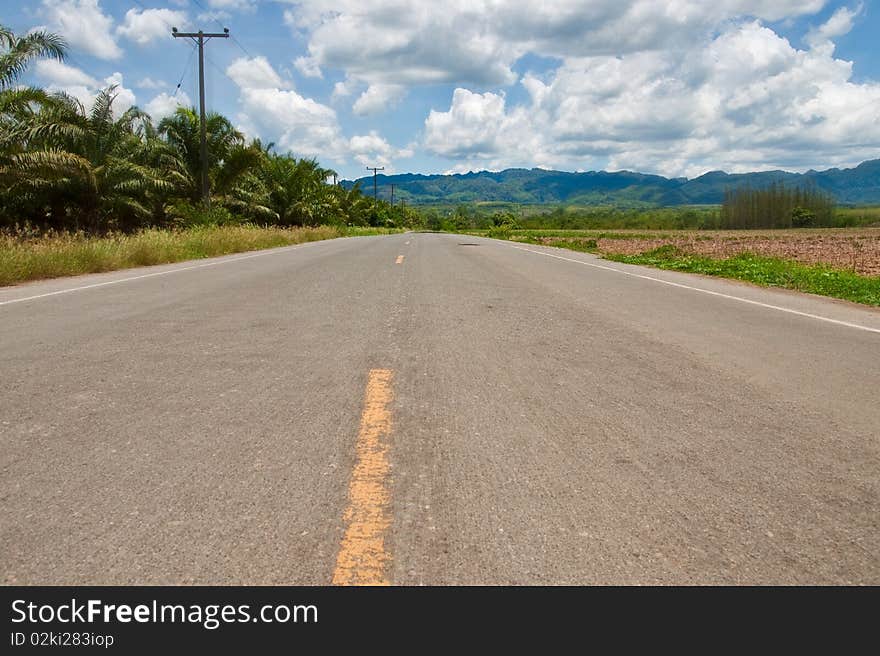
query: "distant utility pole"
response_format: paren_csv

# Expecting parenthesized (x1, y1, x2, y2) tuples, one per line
(172, 26, 230, 207)
(366, 166, 384, 205)
(390, 183, 396, 207)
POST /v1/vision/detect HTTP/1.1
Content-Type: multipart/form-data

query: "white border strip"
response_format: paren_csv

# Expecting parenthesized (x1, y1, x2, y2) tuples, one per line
(0, 241, 322, 307)
(507, 244, 880, 335)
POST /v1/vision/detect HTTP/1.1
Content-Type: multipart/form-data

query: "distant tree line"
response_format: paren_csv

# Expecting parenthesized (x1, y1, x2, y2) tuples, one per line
(720, 183, 835, 229)
(0, 25, 421, 234)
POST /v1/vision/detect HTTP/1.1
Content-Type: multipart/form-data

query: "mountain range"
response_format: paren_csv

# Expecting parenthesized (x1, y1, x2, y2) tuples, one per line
(345, 159, 880, 207)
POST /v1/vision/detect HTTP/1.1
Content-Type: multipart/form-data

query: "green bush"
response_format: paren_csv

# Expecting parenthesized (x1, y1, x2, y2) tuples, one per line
(486, 224, 513, 239)
(169, 202, 240, 228)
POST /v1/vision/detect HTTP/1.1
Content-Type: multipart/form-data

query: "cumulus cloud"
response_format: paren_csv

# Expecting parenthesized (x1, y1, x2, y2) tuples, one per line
(352, 84, 405, 116)
(236, 87, 346, 159)
(805, 3, 862, 48)
(331, 80, 352, 101)
(294, 56, 322, 79)
(35, 59, 99, 89)
(40, 0, 122, 60)
(225, 53, 409, 168)
(36, 61, 137, 117)
(424, 20, 880, 176)
(226, 56, 345, 160)
(117, 8, 187, 46)
(102, 72, 137, 115)
(424, 88, 545, 168)
(348, 131, 413, 170)
(283, 0, 829, 117)
(137, 77, 166, 90)
(227, 56, 290, 89)
(207, 0, 255, 11)
(145, 91, 191, 122)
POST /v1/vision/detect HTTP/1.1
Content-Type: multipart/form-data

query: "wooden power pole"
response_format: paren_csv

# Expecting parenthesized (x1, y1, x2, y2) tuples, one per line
(366, 166, 384, 206)
(172, 26, 229, 207)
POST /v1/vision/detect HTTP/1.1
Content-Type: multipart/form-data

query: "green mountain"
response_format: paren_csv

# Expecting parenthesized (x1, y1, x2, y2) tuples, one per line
(345, 159, 880, 206)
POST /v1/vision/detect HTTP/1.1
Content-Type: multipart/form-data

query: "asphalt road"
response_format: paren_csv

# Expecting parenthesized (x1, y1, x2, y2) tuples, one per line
(2, 232, 878, 585)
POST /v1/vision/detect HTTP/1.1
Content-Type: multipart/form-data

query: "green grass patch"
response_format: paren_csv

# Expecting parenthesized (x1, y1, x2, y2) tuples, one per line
(510, 235, 599, 252)
(605, 246, 880, 306)
(0, 225, 399, 287)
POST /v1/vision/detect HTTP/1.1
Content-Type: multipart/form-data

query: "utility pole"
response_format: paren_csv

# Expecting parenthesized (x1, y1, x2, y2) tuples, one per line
(172, 26, 230, 207)
(390, 183, 396, 208)
(366, 166, 384, 206)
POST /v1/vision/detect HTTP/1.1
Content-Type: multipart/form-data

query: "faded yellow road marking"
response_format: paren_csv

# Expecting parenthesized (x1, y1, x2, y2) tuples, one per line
(395, 255, 405, 264)
(332, 369, 395, 586)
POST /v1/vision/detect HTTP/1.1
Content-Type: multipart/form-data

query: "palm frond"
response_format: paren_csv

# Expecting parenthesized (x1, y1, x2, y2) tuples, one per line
(0, 28, 67, 89)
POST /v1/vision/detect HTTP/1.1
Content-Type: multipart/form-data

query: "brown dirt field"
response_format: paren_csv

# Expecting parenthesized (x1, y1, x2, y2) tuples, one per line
(541, 229, 880, 277)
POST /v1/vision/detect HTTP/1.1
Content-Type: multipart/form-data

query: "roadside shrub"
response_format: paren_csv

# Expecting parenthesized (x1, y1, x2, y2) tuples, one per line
(168, 201, 240, 228)
(487, 224, 513, 239)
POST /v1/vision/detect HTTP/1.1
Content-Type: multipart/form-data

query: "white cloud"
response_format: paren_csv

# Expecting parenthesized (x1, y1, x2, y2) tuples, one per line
(207, 0, 255, 11)
(117, 8, 187, 46)
(38, 64, 137, 118)
(806, 4, 862, 48)
(293, 56, 322, 79)
(145, 91, 192, 122)
(284, 0, 830, 117)
(35, 59, 136, 118)
(226, 56, 289, 90)
(424, 88, 542, 167)
(352, 83, 405, 116)
(331, 80, 352, 101)
(225, 53, 409, 169)
(35, 59, 99, 88)
(424, 20, 880, 176)
(40, 0, 122, 60)
(226, 56, 345, 160)
(137, 77, 166, 90)
(102, 72, 136, 115)
(348, 131, 413, 171)
(236, 87, 345, 160)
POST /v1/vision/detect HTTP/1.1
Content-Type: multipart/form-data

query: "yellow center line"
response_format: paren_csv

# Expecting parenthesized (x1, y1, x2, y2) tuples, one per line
(332, 369, 395, 586)
(395, 255, 405, 264)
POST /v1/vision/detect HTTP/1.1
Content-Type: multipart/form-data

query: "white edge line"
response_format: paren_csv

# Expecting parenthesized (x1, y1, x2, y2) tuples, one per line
(0, 240, 324, 307)
(506, 244, 880, 336)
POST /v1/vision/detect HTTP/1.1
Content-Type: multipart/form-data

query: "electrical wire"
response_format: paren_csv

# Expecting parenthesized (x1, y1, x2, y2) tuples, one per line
(188, 0, 255, 58)
(173, 42, 197, 98)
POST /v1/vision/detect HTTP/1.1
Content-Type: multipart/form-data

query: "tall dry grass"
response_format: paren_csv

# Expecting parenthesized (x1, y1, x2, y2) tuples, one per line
(0, 225, 396, 287)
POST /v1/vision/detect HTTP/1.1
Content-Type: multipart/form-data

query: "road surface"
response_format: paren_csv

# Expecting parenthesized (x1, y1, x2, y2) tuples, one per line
(1, 232, 878, 584)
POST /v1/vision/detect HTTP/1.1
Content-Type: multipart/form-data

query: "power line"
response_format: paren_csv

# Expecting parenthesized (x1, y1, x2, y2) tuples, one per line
(189, 0, 253, 58)
(126, 0, 197, 96)
(173, 42, 197, 99)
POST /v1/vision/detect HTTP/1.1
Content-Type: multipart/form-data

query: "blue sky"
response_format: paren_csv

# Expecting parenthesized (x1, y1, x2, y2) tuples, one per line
(5, 1, 880, 180)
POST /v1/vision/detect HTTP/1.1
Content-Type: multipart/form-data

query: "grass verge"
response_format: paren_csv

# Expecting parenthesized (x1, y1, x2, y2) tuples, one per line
(0, 225, 399, 287)
(605, 245, 880, 306)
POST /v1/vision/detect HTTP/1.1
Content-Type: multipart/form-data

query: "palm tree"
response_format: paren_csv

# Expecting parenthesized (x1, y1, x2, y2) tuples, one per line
(330, 182, 372, 226)
(158, 107, 272, 219)
(1, 25, 66, 140)
(1, 25, 66, 90)
(1, 25, 68, 221)
(261, 154, 346, 226)
(3, 87, 178, 230)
